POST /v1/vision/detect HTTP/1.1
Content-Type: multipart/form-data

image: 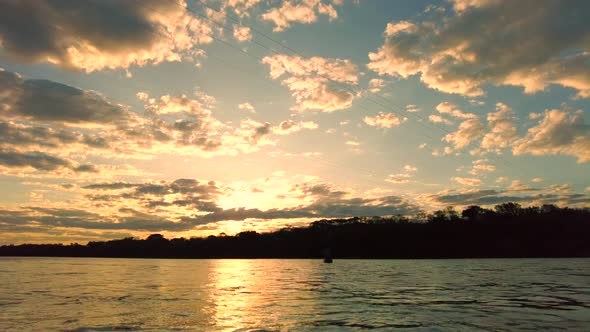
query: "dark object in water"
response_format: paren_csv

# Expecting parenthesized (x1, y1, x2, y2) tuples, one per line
(323, 248, 333, 263)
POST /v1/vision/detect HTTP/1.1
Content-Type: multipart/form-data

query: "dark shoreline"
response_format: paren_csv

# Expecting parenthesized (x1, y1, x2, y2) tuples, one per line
(2, 255, 590, 259)
(2, 203, 589, 259)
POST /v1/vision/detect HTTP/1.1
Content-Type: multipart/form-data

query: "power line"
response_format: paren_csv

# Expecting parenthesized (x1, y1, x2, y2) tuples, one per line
(134, 0, 530, 183)
(185, 0, 530, 176)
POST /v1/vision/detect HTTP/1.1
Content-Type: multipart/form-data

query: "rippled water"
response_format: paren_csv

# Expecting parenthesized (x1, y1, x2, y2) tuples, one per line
(1, 258, 589, 331)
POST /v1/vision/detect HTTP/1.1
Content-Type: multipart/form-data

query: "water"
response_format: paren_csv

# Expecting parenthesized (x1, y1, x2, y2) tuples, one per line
(0, 258, 589, 331)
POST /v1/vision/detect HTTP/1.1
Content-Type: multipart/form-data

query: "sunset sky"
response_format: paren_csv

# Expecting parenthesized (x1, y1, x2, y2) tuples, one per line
(0, 0, 589, 244)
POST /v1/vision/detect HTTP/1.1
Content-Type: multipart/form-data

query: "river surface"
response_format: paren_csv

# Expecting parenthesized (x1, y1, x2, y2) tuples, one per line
(0, 258, 589, 331)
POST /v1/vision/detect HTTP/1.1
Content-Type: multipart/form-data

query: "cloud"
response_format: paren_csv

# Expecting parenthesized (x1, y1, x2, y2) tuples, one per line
(273, 120, 319, 135)
(281, 76, 355, 112)
(427, 185, 590, 208)
(513, 109, 590, 162)
(220, 117, 321, 156)
(480, 102, 519, 153)
(0, 0, 213, 72)
(368, 0, 590, 98)
(261, 0, 341, 32)
(452, 177, 482, 186)
(0, 67, 324, 169)
(0, 121, 111, 152)
(496, 176, 508, 183)
(443, 119, 484, 150)
(0, 149, 150, 179)
(229, 118, 318, 148)
(431, 101, 479, 127)
(404, 165, 418, 172)
(508, 180, 533, 192)
(0, 150, 72, 171)
(469, 159, 495, 175)
(136, 91, 226, 151)
(190, 180, 422, 224)
(406, 104, 421, 113)
(224, 0, 263, 18)
(261, 54, 359, 112)
(0, 69, 132, 125)
(263, 54, 358, 83)
(1, 177, 423, 237)
(345, 141, 361, 146)
(140, 91, 216, 116)
(238, 102, 256, 113)
(3, 174, 587, 240)
(236, 120, 274, 145)
(364, 112, 407, 128)
(233, 25, 252, 42)
(443, 119, 485, 150)
(0, 149, 98, 175)
(367, 78, 386, 93)
(428, 115, 453, 125)
(435, 102, 477, 119)
(385, 177, 410, 184)
(386, 165, 417, 184)
(136, 93, 321, 156)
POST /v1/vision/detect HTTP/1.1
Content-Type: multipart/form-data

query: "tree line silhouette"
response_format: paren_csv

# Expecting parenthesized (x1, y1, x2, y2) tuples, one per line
(1, 203, 589, 258)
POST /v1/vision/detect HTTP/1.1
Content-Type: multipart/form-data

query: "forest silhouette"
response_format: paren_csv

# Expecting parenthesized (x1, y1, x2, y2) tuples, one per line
(1, 203, 589, 259)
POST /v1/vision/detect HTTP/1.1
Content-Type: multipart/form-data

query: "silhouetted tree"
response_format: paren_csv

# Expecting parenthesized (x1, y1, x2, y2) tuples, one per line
(2, 203, 589, 259)
(146, 234, 165, 241)
(462, 205, 487, 221)
(495, 202, 522, 216)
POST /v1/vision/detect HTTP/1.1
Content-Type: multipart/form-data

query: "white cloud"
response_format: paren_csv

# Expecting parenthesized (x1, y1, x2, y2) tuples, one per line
(443, 119, 485, 151)
(142, 92, 216, 116)
(263, 54, 358, 83)
(452, 177, 482, 186)
(224, 0, 263, 18)
(404, 165, 418, 172)
(368, 0, 590, 98)
(513, 109, 590, 162)
(262, 54, 359, 112)
(367, 78, 386, 93)
(480, 102, 519, 153)
(385, 176, 410, 184)
(469, 159, 495, 175)
(364, 112, 407, 128)
(273, 120, 319, 135)
(428, 114, 453, 125)
(238, 102, 256, 113)
(496, 176, 508, 183)
(386, 164, 418, 184)
(261, 0, 341, 32)
(435, 102, 477, 119)
(281, 76, 355, 112)
(507, 180, 532, 191)
(385, 21, 418, 36)
(233, 25, 252, 42)
(345, 140, 361, 146)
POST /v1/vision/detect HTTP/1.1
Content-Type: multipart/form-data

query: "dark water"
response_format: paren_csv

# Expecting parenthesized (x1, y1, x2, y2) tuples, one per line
(0, 258, 589, 331)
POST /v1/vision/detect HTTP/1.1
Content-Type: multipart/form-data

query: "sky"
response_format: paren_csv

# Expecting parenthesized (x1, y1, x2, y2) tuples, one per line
(0, 0, 589, 244)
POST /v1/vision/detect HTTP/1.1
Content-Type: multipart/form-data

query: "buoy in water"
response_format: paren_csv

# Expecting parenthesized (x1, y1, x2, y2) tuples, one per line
(322, 248, 333, 263)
